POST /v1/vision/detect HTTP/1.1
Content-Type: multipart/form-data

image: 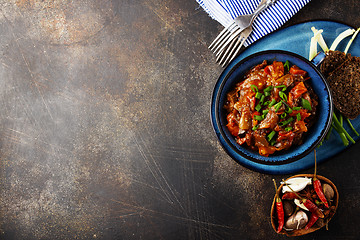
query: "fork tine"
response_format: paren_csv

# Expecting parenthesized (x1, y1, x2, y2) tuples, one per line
(221, 36, 248, 67)
(216, 36, 238, 63)
(213, 27, 242, 55)
(208, 22, 237, 50)
(216, 35, 242, 65)
(211, 25, 240, 54)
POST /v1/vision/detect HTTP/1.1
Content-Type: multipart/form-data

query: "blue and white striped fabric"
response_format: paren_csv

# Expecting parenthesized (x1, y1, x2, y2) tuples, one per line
(197, 0, 311, 47)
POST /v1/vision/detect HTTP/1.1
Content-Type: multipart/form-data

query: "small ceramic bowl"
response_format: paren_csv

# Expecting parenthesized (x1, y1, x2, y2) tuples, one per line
(211, 50, 333, 166)
(270, 174, 339, 236)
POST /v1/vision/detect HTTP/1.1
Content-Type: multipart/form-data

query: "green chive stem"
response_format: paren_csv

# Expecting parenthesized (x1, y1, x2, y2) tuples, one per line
(346, 118, 360, 136)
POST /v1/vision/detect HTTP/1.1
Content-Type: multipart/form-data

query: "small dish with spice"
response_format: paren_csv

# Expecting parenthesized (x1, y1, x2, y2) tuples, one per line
(271, 173, 338, 236)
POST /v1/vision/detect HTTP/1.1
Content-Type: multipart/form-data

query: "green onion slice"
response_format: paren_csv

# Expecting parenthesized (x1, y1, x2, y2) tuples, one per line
(260, 95, 265, 105)
(285, 127, 293, 132)
(268, 99, 276, 108)
(296, 113, 301, 121)
(279, 91, 288, 102)
(255, 104, 262, 112)
(279, 117, 294, 126)
(285, 107, 293, 114)
(250, 85, 259, 93)
(273, 102, 283, 112)
(267, 131, 276, 141)
(264, 86, 273, 92)
(253, 115, 264, 121)
(255, 92, 263, 99)
(284, 60, 290, 72)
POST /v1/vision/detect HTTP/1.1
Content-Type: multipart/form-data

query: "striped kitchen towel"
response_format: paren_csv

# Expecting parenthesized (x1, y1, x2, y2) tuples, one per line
(197, 0, 311, 47)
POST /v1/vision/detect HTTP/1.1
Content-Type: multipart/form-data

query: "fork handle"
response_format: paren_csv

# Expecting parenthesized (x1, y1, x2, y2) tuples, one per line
(251, 0, 276, 23)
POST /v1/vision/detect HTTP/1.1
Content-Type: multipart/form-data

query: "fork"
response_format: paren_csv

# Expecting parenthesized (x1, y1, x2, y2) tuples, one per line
(216, 26, 253, 67)
(209, 0, 276, 56)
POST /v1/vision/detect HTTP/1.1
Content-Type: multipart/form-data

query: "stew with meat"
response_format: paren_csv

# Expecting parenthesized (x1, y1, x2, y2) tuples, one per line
(224, 60, 318, 157)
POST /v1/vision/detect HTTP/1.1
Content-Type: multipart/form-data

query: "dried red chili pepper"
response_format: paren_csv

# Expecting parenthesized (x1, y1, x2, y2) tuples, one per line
(282, 178, 325, 219)
(281, 192, 299, 200)
(273, 179, 284, 233)
(302, 198, 324, 218)
(313, 179, 329, 208)
(305, 213, 319, 230)
(313, 150, 329, 208)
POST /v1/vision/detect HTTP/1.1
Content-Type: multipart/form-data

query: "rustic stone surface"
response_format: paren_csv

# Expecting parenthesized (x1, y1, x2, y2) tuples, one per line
(0, 0, 359, 239)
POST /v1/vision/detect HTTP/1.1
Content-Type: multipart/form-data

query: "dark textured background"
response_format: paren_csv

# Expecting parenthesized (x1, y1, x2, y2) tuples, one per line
(0, 0, 359, 239)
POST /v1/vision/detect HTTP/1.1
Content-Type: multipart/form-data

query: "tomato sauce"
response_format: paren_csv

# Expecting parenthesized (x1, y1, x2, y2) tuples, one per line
(224, 60, 318, 157)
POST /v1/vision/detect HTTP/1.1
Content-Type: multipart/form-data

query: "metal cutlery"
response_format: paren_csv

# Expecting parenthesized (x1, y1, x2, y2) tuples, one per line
(209, 0, 276, 66)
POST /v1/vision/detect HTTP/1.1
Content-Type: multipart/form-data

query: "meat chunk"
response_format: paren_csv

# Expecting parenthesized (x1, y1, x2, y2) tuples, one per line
(259, 110, 279, 129)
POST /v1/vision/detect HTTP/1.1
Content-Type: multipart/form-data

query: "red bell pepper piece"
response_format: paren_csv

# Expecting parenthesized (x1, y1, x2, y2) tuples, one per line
(226, 112, 240, 136)
(289, 81, 308, 99)
(290, 65, 307, 76)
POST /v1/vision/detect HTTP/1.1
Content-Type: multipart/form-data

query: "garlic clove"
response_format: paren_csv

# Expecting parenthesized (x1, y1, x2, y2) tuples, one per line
(294, 199, 309, 211)
(281, 177, 312, 193)
(285, 210, 308, 230)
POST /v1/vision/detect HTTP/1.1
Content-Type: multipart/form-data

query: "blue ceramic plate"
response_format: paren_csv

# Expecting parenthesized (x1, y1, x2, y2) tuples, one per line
(211, 20, 360, 174)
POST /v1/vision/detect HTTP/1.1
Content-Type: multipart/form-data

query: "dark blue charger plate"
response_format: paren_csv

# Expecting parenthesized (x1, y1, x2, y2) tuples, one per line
(211, 20, 360, 174)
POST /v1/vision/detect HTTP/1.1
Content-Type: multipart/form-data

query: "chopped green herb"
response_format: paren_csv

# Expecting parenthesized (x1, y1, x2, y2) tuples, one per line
(254, 115, 264, 121)
(267, 131, 276, 141)
(250, 85, 258, 93)
(284, 60, 290, 72)
(268, 99, 276, 108)
(255, 104, 262, 112)
(279, 117, 294, 126)
(279, 91, 287, 102)
(270, 139, 277, 146)
(346, 118, 360, 136)
(296, 112, 301, 121)
(262, 110, 269, 115)
(274, 85, 287, 91)
(301, 98, 312, 110)
(255, 92, 263, 99)
(273, 102, 283, 112)
(260, 95, 265, 105)
(285, 107, 293, 114)
(285, 127, 293, 132)
(281, 112, 287, 119)
(264, 91, 271, 97)
(264, 86, 273, 92)
(263, 101, 270, 106)
(293, 106, 301, 111)
(252, 125, 259, 131)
